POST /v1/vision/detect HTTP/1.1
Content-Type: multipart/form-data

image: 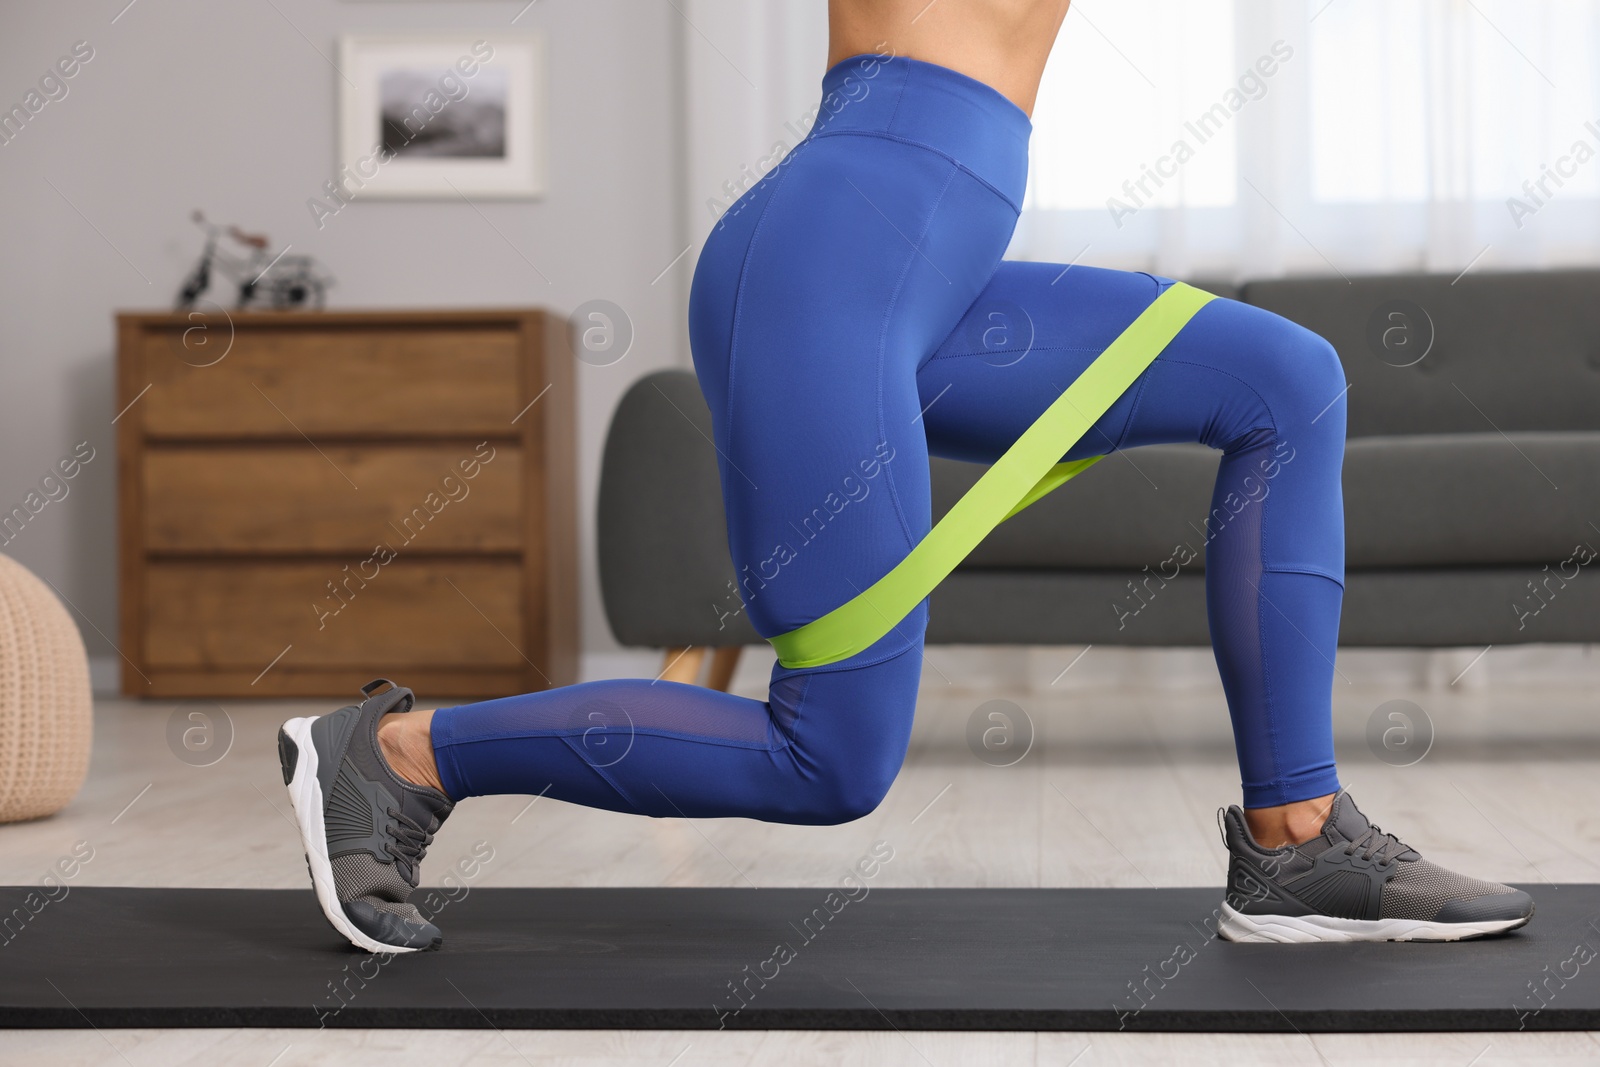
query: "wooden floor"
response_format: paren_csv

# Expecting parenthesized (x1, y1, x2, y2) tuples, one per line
(5, 658, 1600, 1064)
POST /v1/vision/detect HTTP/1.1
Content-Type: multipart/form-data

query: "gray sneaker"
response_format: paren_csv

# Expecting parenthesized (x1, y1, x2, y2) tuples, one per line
(277, 679, 455, 953)
(1217, 790, 1534, 942)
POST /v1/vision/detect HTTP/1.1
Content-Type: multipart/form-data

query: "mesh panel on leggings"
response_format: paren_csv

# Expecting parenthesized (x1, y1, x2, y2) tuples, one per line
(1204, 441, 1269, 793)
(766, 671, 810, 741)
(1380, 858, 1513, 920)
(447, 677, 779, 749)
(331, 850, 422, 918)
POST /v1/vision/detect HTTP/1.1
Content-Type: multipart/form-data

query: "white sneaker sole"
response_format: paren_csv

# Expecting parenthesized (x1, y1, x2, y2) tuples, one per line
(1217, 901, 1530, 943)
(279, 715, 427, 955)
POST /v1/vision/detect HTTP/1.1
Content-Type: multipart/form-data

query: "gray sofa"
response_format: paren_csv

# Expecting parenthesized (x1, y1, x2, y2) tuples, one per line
(599, 270, 1600, 653)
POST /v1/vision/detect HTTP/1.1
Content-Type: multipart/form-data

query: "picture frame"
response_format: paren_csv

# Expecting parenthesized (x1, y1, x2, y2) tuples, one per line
(336, 31, 545, 199)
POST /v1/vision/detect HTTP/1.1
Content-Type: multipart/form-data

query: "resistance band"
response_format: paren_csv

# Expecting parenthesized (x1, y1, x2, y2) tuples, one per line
(768, 281, 1216, 669)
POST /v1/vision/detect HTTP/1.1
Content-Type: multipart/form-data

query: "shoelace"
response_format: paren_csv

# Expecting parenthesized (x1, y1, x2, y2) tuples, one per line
(1342, 822, 1410, 866)
(383, 807, 436, 881)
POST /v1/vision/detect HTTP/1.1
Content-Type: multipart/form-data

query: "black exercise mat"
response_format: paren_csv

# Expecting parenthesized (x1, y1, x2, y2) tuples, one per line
(1, 885, 1595, 1030)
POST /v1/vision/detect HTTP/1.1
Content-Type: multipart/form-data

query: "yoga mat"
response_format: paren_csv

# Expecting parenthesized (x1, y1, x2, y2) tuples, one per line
(0, 885, 1592, 1030)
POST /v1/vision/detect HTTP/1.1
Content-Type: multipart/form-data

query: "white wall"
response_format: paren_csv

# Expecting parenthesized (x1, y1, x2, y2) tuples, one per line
(0, 0, 688, 686)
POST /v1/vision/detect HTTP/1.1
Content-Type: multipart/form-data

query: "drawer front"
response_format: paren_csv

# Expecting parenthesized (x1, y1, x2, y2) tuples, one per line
(143, 559, 528, 670)
(137, 326, 524, 437)
(143, 443, 522, 553)
(140, 667, 530, 699)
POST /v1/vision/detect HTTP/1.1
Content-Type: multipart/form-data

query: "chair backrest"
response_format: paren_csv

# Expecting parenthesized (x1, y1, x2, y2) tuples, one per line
(597, 369, 760, 647)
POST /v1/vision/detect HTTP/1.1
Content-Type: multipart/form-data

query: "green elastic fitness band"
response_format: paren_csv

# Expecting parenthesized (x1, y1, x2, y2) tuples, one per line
(768, 281, 1216, 669)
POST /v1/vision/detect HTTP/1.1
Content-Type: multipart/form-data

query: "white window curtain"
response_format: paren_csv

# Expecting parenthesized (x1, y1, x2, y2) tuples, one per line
(1014, 0, 1600, 278)
(681, 0, 1600, 282)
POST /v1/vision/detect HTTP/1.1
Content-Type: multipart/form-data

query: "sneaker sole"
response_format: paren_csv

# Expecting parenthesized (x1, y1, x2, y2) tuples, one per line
(1217, 900, 1532, 943)
(278, 715, 431, 955)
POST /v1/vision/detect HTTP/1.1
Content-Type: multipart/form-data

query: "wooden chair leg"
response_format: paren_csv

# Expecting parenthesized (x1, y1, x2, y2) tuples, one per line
(706, 646, 743, 692)
(658, 646, 706, 685)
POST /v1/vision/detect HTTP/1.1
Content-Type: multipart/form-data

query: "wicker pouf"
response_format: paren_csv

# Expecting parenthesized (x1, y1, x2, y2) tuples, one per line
(0, 553, 92, 823)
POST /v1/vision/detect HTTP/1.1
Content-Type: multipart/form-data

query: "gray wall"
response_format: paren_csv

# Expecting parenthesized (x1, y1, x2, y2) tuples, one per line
(0, 1, 687, 684)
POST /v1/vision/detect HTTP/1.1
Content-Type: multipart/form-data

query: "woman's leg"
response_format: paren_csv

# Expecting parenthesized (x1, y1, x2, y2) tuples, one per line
(422, 147, 944, 820)
(421, 59, 1027, 826)
(916, 262, 1348, 813)
(913, 262, 1535, 941)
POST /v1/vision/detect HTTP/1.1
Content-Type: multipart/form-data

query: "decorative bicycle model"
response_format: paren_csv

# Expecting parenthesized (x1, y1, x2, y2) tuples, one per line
(174, 211, 335, 311)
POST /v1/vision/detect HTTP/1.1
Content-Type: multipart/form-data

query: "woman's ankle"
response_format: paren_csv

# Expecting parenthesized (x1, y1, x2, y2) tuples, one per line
(377, 710, 447, 794)
(1243, 792, 1337, 849)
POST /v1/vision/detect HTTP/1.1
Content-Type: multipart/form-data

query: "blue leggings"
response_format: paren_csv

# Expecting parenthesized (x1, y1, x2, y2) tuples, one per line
(431, 54, 1346, 816)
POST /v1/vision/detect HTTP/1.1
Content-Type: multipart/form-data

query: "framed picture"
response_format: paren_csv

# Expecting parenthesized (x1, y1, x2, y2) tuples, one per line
(337, 31, 545, 199)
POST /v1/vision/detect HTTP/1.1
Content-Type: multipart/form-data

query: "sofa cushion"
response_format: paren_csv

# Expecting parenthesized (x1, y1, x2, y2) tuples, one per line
(1342, 431, 1600, 567)
(930, 567, 1600, 647)
(935, 446, 1219, 572)
(938, 433, 1600, 572)
(1242, 270, 1600, 439)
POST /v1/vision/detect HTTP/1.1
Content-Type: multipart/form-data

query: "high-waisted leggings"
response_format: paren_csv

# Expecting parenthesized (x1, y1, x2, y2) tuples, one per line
(430, 54, 1347, 816)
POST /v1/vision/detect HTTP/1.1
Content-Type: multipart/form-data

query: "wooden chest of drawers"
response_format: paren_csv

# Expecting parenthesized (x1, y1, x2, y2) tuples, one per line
(115, 309, 576, 699)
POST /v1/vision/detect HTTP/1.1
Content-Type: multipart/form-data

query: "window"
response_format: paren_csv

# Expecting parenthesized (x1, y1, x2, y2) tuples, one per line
(1016, 0, 1600, 276)
(1027, 0, 1237, 212)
